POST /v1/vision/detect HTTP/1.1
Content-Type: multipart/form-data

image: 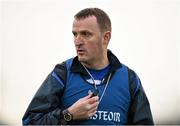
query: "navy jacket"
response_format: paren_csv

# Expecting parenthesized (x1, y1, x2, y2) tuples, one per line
(22, 51, 154, 125)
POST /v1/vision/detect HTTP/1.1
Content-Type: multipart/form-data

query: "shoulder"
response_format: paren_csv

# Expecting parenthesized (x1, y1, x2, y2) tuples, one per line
(126, 66, 141, 98)
(53, 61, 68, 84)
(53, 58, 74, 72)
(127, 67, 138, 81)
(52, 58, 75, 83)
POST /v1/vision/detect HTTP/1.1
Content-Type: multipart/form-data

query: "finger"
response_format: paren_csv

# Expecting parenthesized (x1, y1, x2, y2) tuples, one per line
(88, 108, 97, 117)
(86, 101, 99, 111)
(88, 106, 98, 114)
(87, 96, 99, 104)
(80, 93, 93, 101)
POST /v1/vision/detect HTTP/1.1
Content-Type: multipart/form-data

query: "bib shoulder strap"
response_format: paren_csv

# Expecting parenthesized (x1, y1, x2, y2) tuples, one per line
(53, 61, 67, 87)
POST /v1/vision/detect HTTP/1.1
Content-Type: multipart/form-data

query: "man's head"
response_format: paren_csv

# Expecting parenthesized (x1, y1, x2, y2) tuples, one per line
(72, 8, 111, 69)
(74, 8, 111, 33)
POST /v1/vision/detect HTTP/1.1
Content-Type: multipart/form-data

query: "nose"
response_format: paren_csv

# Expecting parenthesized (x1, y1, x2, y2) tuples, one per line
(74, 35, 83, 46)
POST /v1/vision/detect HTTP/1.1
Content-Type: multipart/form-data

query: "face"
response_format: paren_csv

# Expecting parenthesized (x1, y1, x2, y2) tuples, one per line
(72, 16, 108, 65)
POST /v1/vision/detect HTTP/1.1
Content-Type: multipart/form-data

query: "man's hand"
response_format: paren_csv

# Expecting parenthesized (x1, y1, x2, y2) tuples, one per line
(67, 93, 99, 120)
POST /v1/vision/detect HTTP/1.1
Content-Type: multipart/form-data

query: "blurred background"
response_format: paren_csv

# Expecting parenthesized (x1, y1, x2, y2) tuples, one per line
(0, 0, 180, 124)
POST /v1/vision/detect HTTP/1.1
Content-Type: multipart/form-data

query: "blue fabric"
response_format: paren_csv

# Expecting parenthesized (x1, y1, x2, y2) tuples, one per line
(87, 65, 110, 80)
(52, 72, 64, 87)
(61, 58, 131, 125)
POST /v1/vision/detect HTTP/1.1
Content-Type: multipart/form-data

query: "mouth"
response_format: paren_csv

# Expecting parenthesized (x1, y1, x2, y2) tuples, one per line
(77, 49, 86, 55)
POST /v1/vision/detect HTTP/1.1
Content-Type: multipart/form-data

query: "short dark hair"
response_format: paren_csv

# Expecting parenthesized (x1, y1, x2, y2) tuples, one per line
(74, 8, 111, 32)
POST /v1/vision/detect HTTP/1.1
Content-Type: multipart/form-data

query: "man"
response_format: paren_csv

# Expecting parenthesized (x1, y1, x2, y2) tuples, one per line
(22, 8, 154, 125)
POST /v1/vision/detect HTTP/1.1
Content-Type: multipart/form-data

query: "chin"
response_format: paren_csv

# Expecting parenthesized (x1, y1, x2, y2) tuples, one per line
(78, 57, 85, 62)
(78, 56, 87, 62)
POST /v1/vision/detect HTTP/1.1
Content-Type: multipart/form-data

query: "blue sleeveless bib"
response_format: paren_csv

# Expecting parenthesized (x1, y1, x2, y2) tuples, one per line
(61, 58, 131, 125)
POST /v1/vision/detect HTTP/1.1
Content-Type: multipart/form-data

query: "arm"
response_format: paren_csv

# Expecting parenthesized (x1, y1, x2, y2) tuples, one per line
(22, 62, 99, 125)
(22, 63, 67, 125)
(127, 69, 154, 125)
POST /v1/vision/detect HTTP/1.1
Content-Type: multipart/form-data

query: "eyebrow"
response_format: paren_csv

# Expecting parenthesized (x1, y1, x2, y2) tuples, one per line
(72, 30, 92, 34)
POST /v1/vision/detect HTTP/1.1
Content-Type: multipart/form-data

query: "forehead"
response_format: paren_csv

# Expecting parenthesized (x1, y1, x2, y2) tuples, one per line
(72, 16, 100, 31)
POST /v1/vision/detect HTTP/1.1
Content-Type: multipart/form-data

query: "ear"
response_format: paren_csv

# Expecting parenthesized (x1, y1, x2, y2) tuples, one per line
(103, 31, 111, 45)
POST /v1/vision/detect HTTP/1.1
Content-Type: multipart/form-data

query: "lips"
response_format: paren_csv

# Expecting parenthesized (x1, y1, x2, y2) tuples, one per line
(77, 49, 85, 55)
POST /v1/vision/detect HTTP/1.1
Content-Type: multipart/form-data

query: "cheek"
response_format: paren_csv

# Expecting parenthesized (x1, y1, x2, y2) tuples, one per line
(87, 44, 96, 53)
(95, 40, 103, 50)
(88, 44, 102, 56)
(86, 38, 103, 53)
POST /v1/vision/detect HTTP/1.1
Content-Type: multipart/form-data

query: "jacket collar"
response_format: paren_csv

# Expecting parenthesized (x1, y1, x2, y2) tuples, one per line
(70, 50, 122, 75)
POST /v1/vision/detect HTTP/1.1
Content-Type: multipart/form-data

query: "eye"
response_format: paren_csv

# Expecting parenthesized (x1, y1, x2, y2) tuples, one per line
(81, 31, 91, 37)
(72, 31, 77, 37)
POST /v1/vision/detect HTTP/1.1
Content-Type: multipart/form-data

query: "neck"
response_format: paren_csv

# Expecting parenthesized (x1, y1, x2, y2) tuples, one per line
(81, 53, 109, 70)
